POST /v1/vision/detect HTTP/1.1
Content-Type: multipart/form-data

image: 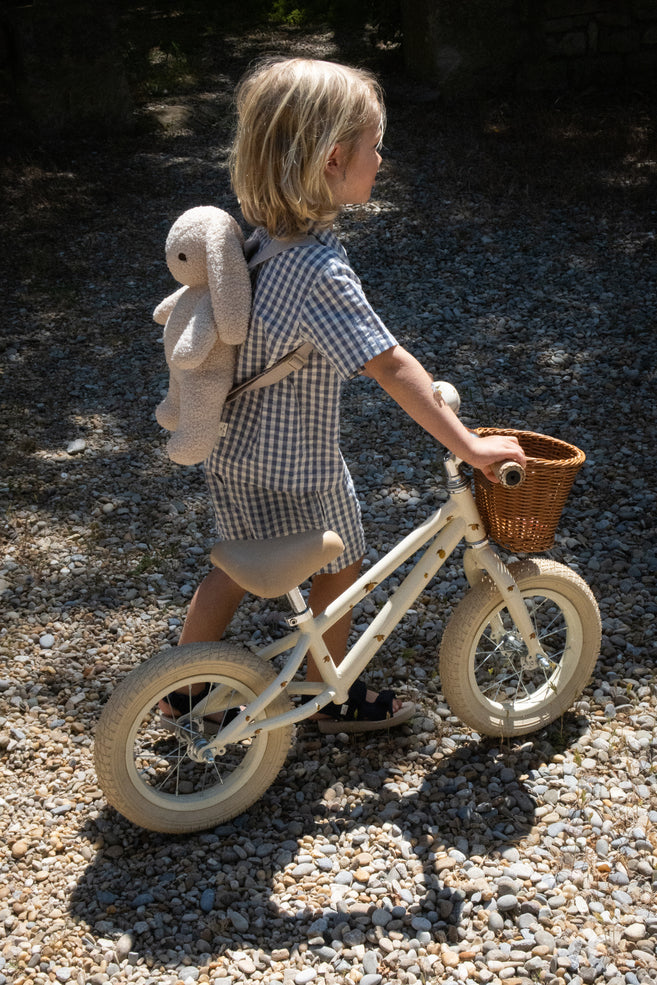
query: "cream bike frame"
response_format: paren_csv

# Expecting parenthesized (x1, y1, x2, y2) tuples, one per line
(190, 452, 541, 761)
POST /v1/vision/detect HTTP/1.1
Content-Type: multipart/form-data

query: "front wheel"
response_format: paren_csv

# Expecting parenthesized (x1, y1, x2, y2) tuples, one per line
(439, 559, 601, 737)
(94, 642, 293, 833)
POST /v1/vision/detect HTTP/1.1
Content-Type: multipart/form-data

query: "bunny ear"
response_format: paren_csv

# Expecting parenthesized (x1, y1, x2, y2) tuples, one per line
(206, 211, 251, 345)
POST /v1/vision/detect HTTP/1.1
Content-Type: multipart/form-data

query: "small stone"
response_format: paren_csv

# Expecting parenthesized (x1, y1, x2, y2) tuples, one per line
(39, 634, 55, 649)
(131, 892, 154, 908)
(442, 949, 460, 968)
(363, 952, 379, 974)
(200, 888, 215, 913)
(114, 934, 133, 961)
(292, 862, 315, 878)
(227, 909, 249, 933)
(294, 970, 317, 984)
(11, 841, 28, 858)
(488, 911, 505, 931)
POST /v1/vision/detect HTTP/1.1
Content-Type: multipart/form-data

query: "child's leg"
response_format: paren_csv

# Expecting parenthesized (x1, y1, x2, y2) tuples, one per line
(178, 567, 245, 645)
(159, 561, 352, 718)
(158, 568, 245, 716)
(306, 557, 363, 680)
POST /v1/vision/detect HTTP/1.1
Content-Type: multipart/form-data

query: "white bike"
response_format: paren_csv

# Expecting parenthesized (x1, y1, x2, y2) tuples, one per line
(94, 384, 601, 833)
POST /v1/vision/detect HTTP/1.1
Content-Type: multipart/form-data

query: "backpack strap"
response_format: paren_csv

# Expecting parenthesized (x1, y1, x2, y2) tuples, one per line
(226, 340, 314, 404)
(246, 234, 319, 271)
(226, 235, 319, 404)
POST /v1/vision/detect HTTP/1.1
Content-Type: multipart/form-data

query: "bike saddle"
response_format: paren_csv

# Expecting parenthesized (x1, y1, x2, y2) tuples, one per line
(210, 529, 345, 598)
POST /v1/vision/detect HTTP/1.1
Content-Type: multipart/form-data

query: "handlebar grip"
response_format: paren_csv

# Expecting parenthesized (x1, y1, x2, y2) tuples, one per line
(491, 460, 526, 488)
(431, 380, 461, 414)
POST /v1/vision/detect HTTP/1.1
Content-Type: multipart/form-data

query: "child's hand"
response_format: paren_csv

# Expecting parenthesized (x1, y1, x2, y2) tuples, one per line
(464, 434, 527, 483)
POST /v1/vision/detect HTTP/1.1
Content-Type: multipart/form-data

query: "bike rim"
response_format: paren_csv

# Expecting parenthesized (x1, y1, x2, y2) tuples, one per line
(467, 586, 584, 720)
(124, 673, 269, 814)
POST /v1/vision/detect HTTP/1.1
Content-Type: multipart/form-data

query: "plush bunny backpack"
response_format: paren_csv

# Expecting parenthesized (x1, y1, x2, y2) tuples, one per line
(153, 206, 251, 466)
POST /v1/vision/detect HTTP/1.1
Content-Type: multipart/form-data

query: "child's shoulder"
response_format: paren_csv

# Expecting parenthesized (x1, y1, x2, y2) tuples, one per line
(298, 229, 350, 277)
(248, 227, 350, 283)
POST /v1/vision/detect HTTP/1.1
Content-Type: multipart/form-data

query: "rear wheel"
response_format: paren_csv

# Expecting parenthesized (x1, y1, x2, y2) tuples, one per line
(94, 642, 293, 833)
(439, 559, 600, 737)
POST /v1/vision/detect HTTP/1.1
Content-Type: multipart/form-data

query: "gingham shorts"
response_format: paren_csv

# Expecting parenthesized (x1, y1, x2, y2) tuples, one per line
(204, 467, 365, 575)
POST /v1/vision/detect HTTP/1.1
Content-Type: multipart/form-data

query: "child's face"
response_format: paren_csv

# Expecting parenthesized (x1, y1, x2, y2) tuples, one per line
(326, 123, 383, 207)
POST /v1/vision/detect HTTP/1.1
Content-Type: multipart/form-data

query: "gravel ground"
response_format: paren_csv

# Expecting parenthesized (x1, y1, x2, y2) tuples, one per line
(2, 26, 657, 985)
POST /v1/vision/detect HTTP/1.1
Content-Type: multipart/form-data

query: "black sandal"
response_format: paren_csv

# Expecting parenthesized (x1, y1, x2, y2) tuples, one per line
(317, 679, 415, 734)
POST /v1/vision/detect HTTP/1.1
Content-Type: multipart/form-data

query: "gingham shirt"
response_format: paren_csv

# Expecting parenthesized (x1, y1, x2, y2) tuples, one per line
(207, 227, 396, 493)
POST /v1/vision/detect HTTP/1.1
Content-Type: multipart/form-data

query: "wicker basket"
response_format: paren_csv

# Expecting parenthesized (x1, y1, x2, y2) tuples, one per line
(473, 429, 586, 552)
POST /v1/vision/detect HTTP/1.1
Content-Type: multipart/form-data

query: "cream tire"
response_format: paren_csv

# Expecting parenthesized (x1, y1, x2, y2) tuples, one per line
(94, 642, 293, 833)
(439, 559, 601, 737)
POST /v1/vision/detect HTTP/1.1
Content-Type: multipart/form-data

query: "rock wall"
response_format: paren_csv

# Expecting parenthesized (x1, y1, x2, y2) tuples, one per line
(401, 0, 657, 93)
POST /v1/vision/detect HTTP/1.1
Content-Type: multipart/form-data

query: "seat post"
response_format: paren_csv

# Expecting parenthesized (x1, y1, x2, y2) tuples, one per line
(287, 586, 309, 616)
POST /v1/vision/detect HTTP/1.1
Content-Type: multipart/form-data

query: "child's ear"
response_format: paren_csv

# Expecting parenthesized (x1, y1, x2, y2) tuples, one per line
(325, 143, 344, 175)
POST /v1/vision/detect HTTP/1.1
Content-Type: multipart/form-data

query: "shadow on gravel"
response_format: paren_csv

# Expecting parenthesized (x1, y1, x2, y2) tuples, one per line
(67, 719, 587, 967)
(3, 61, 657, 526)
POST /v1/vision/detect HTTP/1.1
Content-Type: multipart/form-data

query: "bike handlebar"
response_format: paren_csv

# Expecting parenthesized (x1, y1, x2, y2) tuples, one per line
(490, 460, 526, 488)
(432, 380, 526, 489)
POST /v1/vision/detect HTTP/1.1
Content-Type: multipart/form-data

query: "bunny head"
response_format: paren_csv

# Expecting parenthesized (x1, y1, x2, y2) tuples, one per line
(165, 205, 242, 284)
(164, 205, 250, 346)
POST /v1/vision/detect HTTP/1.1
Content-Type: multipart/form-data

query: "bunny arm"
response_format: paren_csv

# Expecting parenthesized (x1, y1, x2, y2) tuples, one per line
(153, 286, 188, 325)
(171, 293, 218, 369)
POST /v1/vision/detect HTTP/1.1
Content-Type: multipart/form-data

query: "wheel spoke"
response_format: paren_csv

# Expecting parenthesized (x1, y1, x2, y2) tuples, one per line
(472, 593, 572, 710)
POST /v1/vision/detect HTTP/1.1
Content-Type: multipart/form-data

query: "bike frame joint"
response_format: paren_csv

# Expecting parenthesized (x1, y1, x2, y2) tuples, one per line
(286, 587, 312, 626)
(443, 452, 469, 492)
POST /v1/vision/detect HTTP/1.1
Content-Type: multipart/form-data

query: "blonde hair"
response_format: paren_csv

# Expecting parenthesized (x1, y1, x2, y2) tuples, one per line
(229, 57, 385, 239)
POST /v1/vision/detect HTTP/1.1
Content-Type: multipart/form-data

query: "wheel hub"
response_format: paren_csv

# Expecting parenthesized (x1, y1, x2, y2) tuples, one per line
(498, 632, 542, 673)
(187, 737, 216, 764)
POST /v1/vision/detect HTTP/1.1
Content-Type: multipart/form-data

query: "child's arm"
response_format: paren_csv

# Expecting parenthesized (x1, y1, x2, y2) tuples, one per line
(362, 345, 526, 483)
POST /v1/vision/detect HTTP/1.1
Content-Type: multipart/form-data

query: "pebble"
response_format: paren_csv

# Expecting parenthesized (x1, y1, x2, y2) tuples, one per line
(3, 31, 657, 985)
(114, 934, 134, 961)
(294, 971, 316, 984)
(227, 909, 250, 933)
(66, 438, 87, 455)
(200, 888, 215, 913)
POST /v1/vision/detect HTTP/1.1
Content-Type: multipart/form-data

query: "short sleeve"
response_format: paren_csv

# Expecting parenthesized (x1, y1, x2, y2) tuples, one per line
(300, 258, 397, 380)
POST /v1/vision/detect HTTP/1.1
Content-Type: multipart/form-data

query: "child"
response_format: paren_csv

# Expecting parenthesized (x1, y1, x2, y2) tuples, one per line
(162, 57, 526, 733)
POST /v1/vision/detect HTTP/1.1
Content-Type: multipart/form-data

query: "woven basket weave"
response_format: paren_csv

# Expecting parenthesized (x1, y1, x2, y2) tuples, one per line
(474, 429, 586, 552)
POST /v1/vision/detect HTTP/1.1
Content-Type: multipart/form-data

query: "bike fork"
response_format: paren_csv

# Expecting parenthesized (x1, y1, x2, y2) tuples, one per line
(469, 543, 549, 668)
(446, 464, 548, 669)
